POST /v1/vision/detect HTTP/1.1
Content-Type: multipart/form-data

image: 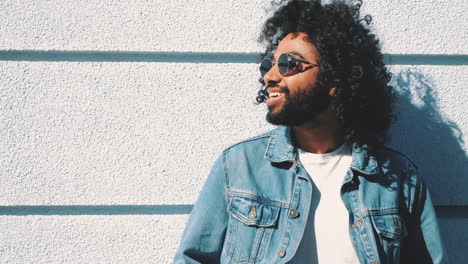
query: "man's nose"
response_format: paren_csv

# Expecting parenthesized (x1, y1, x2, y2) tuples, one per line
(262, 63, 282, 85)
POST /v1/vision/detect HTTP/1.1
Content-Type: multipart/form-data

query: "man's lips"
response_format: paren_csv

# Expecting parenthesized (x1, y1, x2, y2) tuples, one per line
(266, 87, 286, 98)
(268, 91, 284, 98)
(266, 87, 286, 106)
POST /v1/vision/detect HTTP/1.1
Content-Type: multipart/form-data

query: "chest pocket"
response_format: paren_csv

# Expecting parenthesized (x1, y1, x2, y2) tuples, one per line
(371, 213, 408, 240)
(370, 213, 408, 262)
(225, 195, 281, 263)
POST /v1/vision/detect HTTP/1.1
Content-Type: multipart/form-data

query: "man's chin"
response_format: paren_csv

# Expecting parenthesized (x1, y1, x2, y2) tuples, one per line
(266, 111, 297, 126)
(266, 106, 319, 126)
(266, 105, 286, 125)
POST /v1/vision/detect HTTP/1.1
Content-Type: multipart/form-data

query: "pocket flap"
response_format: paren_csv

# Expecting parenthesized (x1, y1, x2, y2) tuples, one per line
(371, 214, 408, 240)
(228, 196, 280, 227)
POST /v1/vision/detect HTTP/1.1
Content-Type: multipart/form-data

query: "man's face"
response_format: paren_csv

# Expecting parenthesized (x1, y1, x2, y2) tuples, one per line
(263, 32, 331, 126)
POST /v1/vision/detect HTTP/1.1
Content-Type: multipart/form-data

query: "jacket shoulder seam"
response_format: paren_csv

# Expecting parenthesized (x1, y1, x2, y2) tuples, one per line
(222, 133, 273, 152)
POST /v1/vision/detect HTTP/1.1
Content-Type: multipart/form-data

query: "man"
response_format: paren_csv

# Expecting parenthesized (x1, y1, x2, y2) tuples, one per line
(174, 0, 447, 263)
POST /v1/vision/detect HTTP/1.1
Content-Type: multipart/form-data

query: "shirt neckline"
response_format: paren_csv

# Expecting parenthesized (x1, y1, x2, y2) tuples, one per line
(298, 143, 351, 164)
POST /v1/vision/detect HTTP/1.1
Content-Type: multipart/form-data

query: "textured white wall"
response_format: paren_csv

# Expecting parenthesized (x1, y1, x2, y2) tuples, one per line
(0, 0, 466, 263)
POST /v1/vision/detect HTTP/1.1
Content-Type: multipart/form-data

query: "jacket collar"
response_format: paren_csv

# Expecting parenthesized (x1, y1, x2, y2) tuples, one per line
(350, 144, 379, 175)
(264, 126, 297, 163)
(264, 126, 379, 175)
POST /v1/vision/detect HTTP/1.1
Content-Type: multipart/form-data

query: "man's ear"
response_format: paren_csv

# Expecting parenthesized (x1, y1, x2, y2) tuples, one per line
(329, 87, 337, 96)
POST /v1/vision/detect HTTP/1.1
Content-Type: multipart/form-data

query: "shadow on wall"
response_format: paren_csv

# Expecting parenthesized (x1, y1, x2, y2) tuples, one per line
(389, 70, 467, 206)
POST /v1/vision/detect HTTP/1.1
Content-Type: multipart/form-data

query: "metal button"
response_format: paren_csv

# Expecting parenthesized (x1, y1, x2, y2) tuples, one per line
(277, 249, 286, 258)
(289, 209, 299, 218)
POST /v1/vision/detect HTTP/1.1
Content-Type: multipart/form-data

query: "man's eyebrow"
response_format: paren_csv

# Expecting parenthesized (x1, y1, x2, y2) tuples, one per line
(288, 51, 306, 59)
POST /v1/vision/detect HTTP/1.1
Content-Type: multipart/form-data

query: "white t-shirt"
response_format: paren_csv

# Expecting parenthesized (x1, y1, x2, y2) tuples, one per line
(290, 143, 359, 263)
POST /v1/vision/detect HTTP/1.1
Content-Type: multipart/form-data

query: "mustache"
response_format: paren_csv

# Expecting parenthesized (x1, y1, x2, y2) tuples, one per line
(265, 84, 290, 94)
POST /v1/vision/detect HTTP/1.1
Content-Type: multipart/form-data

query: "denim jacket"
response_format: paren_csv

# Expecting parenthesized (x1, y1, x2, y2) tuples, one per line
(174, 126, 447, 264)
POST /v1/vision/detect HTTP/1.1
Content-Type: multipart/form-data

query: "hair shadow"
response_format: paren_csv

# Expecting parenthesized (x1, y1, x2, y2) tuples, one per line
(389, 69, 467, 206)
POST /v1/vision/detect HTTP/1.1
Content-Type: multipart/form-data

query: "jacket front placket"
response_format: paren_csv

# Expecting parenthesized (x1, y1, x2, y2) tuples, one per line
(341, 148, 381, 264)
(275, 160, 313, 263)
(264, 127, 313, 263)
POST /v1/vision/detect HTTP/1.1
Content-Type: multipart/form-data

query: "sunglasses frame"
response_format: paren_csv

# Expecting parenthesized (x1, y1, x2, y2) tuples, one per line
(259, 53, 319, 80)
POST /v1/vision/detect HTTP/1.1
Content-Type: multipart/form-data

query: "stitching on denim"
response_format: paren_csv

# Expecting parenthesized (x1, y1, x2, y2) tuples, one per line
(363, 218, 380, 263)
(294, 160, 311, 182)
(257, 228, 274, 261)
(264, 138, 297, 163)
(356, 184, 380, 263)
(223, 201, 238, 264)
(264, 127, 297, 163)
(249, 227, 264, 261)
(228, 208, 279, 227)
(227, 217, 238, 263)
(361, 208, 399, 217)
(226, 190, 290, 208)
(363, 214, 380, 260)
(227, 197, 281, 227)
(263, 135, 274, 160)
(227, 200, 278, 263)
(274, 170, 300, 264)
(350, 165, 378, 176)
(265, 133, 276, 160)
(368, 214, 408, 240)
(223, 133, 273, 153)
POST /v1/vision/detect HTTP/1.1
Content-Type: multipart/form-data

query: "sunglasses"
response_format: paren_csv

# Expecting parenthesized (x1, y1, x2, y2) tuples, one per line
(259, 53, 319, 80)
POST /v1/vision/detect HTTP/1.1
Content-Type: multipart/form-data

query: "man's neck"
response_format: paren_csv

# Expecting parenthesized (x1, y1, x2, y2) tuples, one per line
(292, 110, 344, 154)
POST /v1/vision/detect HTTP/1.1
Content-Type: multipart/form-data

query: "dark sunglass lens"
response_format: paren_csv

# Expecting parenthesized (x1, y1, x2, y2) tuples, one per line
(277, 54, 290, 75)
(260, 59, 272, 77)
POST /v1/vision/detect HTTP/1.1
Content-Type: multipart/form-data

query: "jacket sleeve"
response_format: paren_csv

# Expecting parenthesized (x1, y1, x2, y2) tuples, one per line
(402, 166, 449, 263)
(174, 153, 229, 263)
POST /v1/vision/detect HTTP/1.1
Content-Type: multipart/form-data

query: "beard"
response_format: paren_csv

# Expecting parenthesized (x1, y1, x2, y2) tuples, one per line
(266, 81, 331, 126)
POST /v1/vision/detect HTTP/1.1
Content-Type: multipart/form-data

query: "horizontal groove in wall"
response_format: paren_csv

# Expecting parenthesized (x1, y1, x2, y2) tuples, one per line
(0, 50, 259, 63)
(0, 205, 466, 216)
(387, 54, 468, 66)
(0, 205, 193, 216)
(435, 206, 468, 218)
(0, 50, 467, 65)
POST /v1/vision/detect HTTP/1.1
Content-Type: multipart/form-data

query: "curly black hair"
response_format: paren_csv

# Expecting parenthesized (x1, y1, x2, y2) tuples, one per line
(257, 0, 395, 149)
